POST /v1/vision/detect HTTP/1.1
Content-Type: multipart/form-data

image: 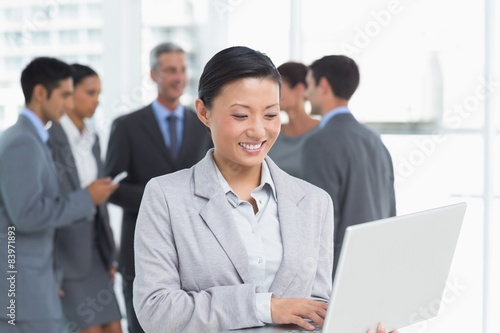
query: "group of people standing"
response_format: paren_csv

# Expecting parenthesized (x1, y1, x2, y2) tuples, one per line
(0, 41, 396, 333)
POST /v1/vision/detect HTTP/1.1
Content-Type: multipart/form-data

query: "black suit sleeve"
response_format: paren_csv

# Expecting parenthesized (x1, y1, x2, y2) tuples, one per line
(105, 117, 145, 213)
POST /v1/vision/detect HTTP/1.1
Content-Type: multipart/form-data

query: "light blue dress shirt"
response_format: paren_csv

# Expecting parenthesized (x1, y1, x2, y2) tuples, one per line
(151, 99, 185, 150)
(21, 108, 49, 143)
(212, 156, 283, 324)
(319, 106, 351, 128)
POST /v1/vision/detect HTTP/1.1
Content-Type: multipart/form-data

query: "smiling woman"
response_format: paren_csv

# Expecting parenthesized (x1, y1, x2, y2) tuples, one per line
(132, 46, 393, 333)
(195, 49, 282, 207)
(196, 77, 281, 206)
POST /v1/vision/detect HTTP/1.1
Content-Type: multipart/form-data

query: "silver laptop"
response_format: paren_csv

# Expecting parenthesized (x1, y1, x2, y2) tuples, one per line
(221, 202, 467, 333)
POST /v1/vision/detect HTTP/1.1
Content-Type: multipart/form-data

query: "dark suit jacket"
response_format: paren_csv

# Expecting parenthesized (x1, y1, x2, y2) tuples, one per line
(48, 122, 116, 280)
(0, 115, 94, 323)
(302, 113, 396, 276)
(105, 103, 212, 279)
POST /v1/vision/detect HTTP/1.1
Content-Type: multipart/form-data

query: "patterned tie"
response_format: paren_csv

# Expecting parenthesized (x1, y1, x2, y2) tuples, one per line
(167, 115, 178, 159)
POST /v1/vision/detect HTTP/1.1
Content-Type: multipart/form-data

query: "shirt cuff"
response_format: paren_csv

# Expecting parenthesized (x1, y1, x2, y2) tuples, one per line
(255, 292, 273, 324)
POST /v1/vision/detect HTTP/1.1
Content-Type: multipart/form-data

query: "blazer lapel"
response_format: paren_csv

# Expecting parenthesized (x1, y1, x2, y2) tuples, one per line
(266, 157, 307, 296)
(48, 123, 80, 189)
(92, 135, 104, 178)
(194, 151, 253, 284)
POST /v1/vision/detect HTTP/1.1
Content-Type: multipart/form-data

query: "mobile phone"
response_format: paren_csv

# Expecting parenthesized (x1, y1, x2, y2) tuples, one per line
(112, 171, 128, 184)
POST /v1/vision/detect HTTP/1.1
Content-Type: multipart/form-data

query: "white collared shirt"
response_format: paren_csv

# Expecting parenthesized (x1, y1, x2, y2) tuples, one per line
(60, 114, 98, 188)
(212, 155, 283, 324)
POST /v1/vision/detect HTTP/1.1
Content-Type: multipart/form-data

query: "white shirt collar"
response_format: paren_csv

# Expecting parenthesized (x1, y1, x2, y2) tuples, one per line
(59, 114, 95, 147)
(211, 153, 277, 207)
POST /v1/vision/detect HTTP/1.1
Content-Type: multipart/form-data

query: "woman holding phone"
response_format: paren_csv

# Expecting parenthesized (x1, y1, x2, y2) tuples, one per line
(49, 64, 122, 333)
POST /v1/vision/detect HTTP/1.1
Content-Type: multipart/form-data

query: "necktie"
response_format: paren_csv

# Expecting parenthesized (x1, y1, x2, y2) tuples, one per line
(167, 115, 178, 159)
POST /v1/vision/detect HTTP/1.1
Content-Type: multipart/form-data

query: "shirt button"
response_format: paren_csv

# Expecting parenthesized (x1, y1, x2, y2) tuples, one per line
(257, 257, 263, 263)
(258, 199, 263, 204)
(252, 229, 255, 234)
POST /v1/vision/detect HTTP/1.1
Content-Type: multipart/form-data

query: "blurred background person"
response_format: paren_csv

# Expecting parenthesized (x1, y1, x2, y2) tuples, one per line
(268, 62, 319, 179)
(105, 42, 212, 333)
(302, 55, 396, 279)
(49, 64, 122, 333)
(0, 57, 117, 333)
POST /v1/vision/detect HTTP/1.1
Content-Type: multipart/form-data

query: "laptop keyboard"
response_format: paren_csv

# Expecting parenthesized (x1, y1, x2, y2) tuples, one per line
(285, 321, 322, 332)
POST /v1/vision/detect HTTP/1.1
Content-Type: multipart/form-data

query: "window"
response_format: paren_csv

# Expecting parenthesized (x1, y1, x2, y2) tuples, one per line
(4, 7, 23, 21)
(87, 54, 102, 66)
(59, 4, 79, 19)
(3, 32, 22, 48)
(4, 57, 23, 71)
(32, 31, 50, 45)
(86, 54, 103, 73)
(88, 29, 101, 43)
(59, 30, 79, 44)
(87, 3, 102, 18)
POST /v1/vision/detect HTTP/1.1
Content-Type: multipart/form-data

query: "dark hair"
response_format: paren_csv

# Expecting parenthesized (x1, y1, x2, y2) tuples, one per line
(21, 57, 72, 103)
(198, 46, 281, 109)
(150, 42, 185, 71)
(309, 55, 359, 100)
(70, 63, 98, 86)
(277, 62, 308, 88)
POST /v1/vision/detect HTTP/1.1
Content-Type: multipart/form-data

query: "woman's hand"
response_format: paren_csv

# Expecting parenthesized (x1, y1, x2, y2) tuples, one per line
(271, 298, 328, 331)
(367, 323, 399, 333)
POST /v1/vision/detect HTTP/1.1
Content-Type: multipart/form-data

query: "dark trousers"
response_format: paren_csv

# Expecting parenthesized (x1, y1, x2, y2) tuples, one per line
(122, 277, 145, 333)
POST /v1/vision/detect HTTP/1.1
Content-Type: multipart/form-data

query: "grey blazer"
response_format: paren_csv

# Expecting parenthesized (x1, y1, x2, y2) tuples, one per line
(133, 150, 334, 333)
(302, 113, 396, 276)
(0, 115, 94, 324)
(48, 122, 115, 279)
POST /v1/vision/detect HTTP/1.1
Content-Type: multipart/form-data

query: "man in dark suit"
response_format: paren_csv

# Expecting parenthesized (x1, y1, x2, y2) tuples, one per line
(0, 57, 117, 333)
(302, 55, 396, 279)
(105, 42, 212, 333)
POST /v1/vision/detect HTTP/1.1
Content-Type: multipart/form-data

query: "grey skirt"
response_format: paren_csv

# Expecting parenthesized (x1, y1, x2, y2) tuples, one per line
(61, 246, 121, 331)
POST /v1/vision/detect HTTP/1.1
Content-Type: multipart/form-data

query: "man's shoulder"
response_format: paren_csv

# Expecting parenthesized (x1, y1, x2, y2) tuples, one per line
(114, 104, 153, 124)
(0, 119, 33, 144)
(147, 167, 194, 194)
(0, 122, 41, 158)
(303, 125, 331, 146)
(324, 115, 379, 139)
